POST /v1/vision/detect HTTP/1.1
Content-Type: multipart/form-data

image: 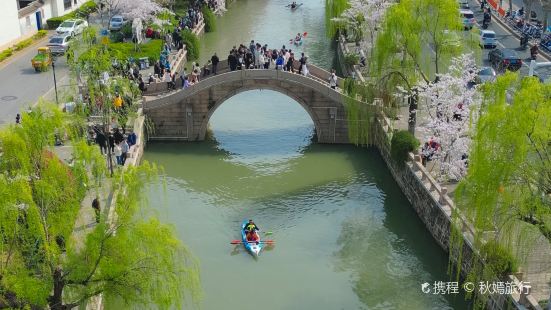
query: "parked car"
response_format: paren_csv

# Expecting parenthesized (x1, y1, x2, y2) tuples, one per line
(56, 19, 88, 36)
(477, 67, 497, 83)
(458, 0, 469, 9)
(488, 48, 522, 71)
(47, 34, 72, 55)
(460, 9, 476, 29)
(479, 30, 497, 48)
(109, 15, 128, 31)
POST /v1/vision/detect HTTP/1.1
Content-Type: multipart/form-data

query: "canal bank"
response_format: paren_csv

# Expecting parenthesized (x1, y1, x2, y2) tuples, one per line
(132, 0, 471, 309)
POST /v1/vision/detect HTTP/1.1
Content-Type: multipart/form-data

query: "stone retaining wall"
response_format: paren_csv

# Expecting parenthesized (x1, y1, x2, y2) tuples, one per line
(371, 104, 532, 310)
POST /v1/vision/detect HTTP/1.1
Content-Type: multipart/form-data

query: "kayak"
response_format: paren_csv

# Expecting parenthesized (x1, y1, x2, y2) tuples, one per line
(241, 220, 263, 257)
(290, 3, 303, 9)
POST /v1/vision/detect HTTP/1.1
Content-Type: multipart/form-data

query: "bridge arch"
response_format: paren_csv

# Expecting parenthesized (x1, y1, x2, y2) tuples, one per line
(199, 84, 323, 141)
(143, 67, 373, 143)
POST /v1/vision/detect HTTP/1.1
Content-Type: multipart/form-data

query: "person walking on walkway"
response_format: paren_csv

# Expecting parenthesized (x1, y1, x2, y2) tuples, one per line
(328, 69, 338, 90)
(92, 197, 101, 223)
(120, 139, 129, 166)
(114, 142, 122, 165)
(211, 53, 219, 74)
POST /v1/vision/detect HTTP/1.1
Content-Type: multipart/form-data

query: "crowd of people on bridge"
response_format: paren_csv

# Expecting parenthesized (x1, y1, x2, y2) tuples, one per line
(225, 40, 310, 76)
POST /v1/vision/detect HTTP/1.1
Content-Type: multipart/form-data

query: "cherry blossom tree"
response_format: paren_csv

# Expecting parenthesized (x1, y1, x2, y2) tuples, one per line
(416, 53, 481, 182)
(331, 0, 394, 56)
(102, 0, 162, 21)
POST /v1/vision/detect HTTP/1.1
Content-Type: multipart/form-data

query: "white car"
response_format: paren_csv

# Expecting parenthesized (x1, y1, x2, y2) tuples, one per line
(109, 15, 128, 31)
(47, 34, 72, 55)
(56, 19, 88, 36)
(479, 30, 497, 49)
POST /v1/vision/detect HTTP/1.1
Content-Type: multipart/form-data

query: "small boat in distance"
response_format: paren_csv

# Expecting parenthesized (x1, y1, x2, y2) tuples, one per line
(286, 2, 303, 10)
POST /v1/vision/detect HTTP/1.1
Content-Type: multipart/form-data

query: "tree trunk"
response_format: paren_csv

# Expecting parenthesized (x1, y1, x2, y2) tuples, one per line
(48, 266, 65, 310)
(408, 94, 417, 135)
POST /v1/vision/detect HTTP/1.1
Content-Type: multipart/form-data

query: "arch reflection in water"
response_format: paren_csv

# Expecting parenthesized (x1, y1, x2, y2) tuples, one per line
(209, 90, 315, 174)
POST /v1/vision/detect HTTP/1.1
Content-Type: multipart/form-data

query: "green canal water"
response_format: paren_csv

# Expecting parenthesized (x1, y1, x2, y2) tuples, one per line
(108, 0, 470, 308)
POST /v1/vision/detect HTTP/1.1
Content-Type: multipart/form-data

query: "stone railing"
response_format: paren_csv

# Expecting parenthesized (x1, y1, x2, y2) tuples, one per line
(143, 58, 345, 98)
(373, 100, 541, 310)
(143, 66, 357, 112)
(337, 34, 366, 83)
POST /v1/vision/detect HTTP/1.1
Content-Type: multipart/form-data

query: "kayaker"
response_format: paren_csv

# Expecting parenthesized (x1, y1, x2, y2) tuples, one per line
(244, 219, 259, 233)
(246, 230, 259, 242)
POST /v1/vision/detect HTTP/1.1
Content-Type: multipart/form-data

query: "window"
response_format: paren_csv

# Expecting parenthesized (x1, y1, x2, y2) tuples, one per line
(64, 0, 72, 10)
(25, 16, 31, 27)
(74, 0, 77, 4)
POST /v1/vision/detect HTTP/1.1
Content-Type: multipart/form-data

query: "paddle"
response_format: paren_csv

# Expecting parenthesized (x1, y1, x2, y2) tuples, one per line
(230, 240, 275, 244)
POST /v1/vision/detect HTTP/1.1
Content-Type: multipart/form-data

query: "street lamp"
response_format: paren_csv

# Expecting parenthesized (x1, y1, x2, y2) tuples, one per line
(51, 56, 59, 106)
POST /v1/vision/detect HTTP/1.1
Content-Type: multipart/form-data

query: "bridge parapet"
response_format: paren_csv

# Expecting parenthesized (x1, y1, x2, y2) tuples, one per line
(143, 64, 374, 144)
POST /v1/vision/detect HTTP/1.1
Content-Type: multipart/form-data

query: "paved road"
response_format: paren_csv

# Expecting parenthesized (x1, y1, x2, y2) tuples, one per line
(0, 35, 69, 126)
(467, 0, 551, 79)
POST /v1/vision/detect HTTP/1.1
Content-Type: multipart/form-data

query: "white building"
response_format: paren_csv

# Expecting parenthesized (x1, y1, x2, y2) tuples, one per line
(0, 0, 89, 48)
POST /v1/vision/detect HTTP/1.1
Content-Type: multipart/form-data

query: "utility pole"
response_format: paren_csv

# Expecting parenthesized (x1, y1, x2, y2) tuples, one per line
(52, 58, 59, 106)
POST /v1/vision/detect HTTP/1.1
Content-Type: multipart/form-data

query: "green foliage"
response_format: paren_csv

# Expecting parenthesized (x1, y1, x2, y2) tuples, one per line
(202, 6, 217, 32)
(0, 103, 201, 308)
(456, 72, 551, 242)
(109, 31, 125, 43)
(32, 30, 48, 40)
(374, 0, 462, 84)
(14, 38, 33, 51)
(0, 103, 88, 308)
(390, 130, 419, 163)
(480, 240, 518, 278)
(325, 0, 350, 38)
(181, 29, 200, 60)
(64, 163, 201, 308)
(0, 48, 14, 62)
(46, 0, 97, 28)
(108, 39, 164, 64)
(121, 23, 133, 39)
(344, 52, 359, 67)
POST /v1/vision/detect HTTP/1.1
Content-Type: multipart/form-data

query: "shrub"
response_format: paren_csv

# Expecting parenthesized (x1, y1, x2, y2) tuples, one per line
(202, 6, 216, 32)
(110, 31, 125, 43)
(33, 30, 48, 40)
(46, 0, 96, 28)
(0, 48, 14, 62)
(121, 23, 133, 39)
(181, 29, 199, 60)
(390, 130, 419, 163)
(14, 38, 34, 51)
(480, 240, 518, 278)
(109, 39, 164, 64)
(344, 53, 359, 67)
(75, 0, 97, 19)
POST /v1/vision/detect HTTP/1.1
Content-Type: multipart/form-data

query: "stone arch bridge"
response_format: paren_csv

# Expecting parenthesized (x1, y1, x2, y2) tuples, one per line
(143, 61, 377, 143)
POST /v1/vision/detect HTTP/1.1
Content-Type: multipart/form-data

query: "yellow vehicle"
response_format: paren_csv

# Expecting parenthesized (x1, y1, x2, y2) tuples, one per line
(31, 47, 53, 72)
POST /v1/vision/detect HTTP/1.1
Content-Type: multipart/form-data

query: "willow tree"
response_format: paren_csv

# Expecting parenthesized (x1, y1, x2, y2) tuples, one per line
(326, 0, 350, 37)
(373, 0, 462, 133)
(455, 73, 551, 306)
(0, 105, 201, 309)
